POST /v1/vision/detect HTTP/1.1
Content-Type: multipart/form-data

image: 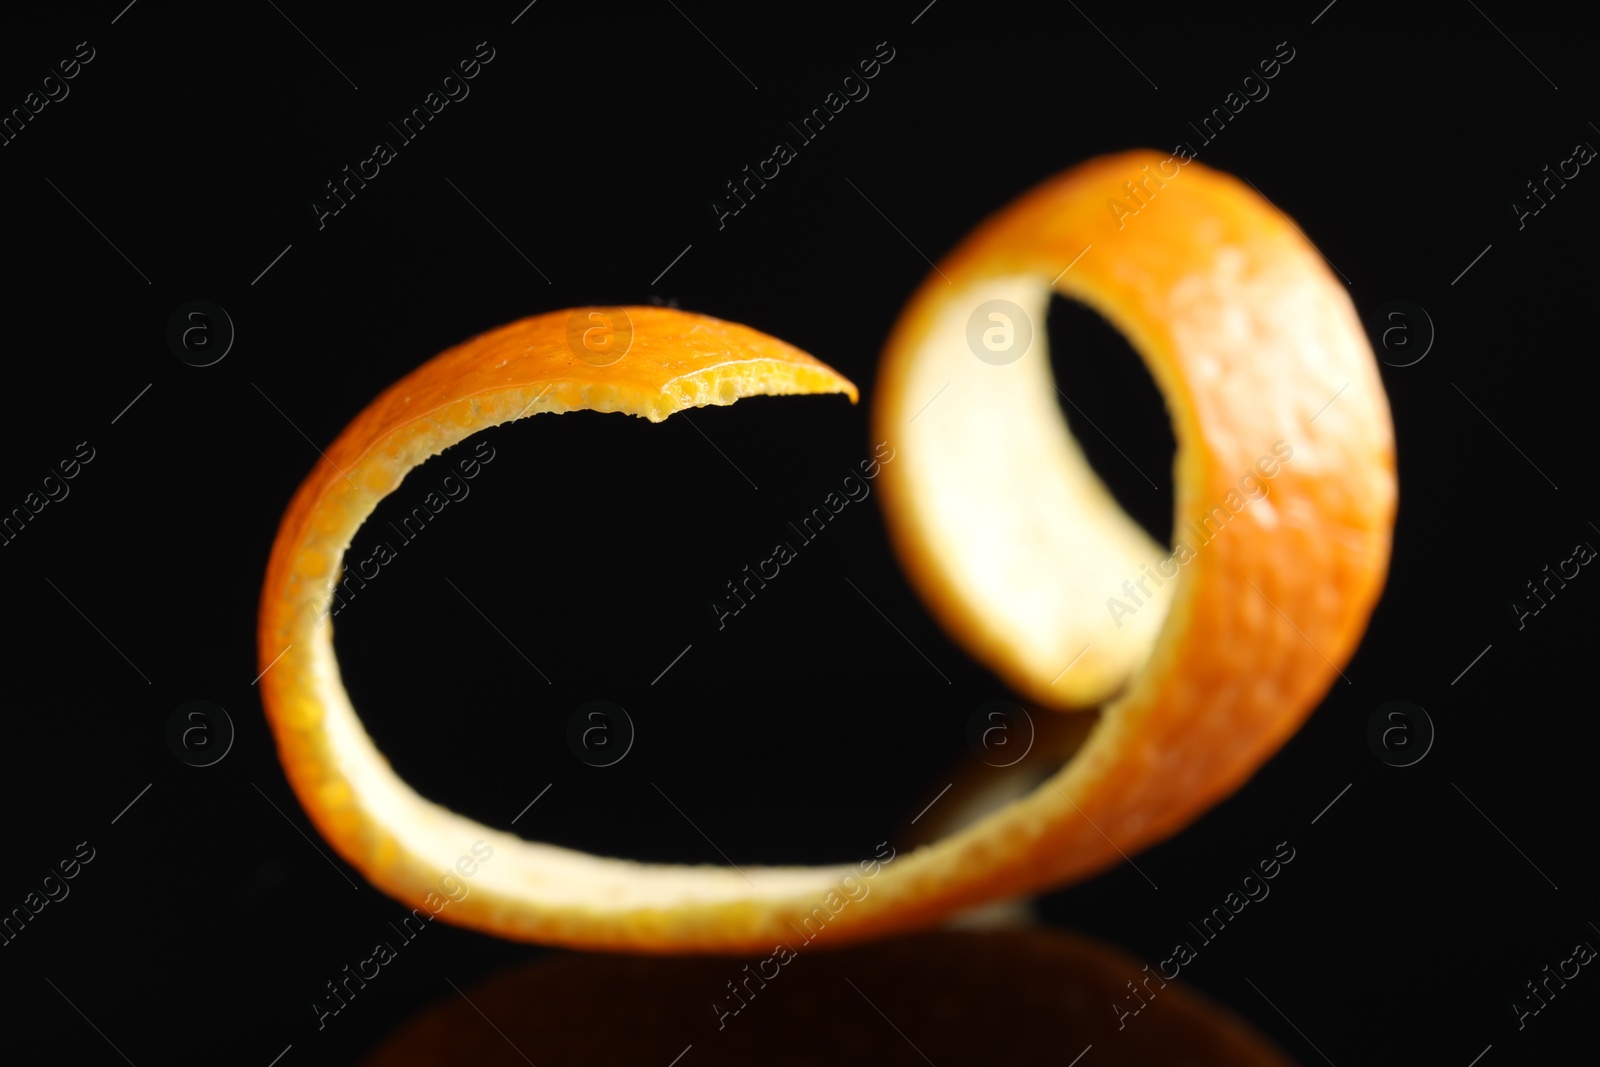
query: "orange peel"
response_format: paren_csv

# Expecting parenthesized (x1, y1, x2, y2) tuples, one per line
(872, 149, 1393, 893)
(259, 149, 1394, 954)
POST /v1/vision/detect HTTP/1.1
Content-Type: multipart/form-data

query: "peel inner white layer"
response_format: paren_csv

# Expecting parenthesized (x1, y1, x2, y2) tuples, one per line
(893, 275, 1174, 706)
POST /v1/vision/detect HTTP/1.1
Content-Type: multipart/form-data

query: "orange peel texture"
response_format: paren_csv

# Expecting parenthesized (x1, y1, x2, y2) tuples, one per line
(259, 145, 1394, 954)
(872, 150, 1394, 898)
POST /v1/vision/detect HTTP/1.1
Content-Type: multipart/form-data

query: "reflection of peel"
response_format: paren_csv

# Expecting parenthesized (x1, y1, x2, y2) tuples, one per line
(361, 928, 1299, 1066)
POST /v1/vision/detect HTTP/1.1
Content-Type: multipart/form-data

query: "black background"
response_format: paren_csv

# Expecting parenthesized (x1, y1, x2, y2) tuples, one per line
(1, 1, 1597, 1064)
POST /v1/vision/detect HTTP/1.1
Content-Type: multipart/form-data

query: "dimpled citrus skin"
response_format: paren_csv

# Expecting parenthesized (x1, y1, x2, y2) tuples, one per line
(869, 149, 1394, 911)
(257, 146, 1394, 954)
(258, 307, 873, 953)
